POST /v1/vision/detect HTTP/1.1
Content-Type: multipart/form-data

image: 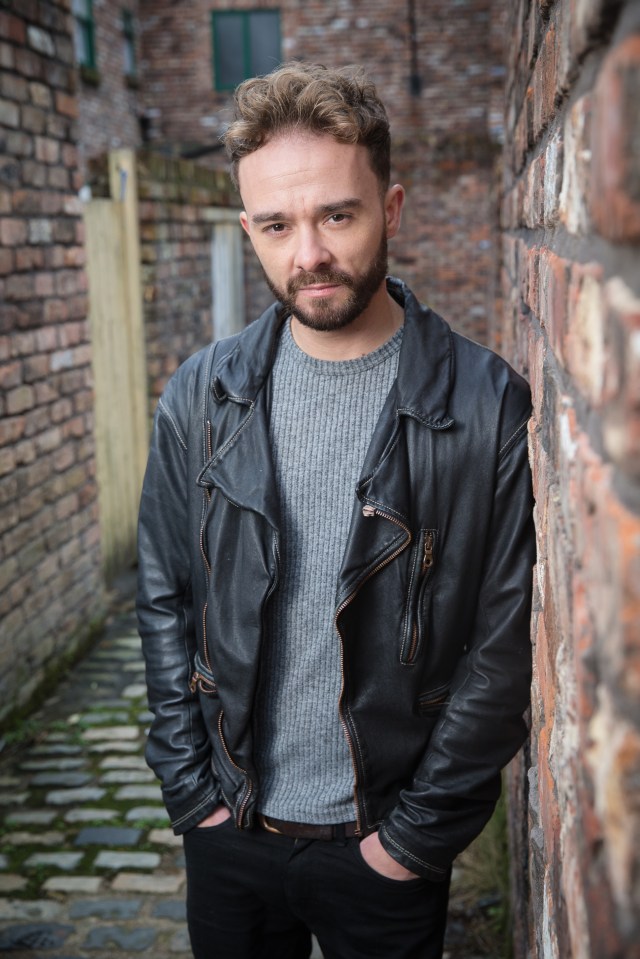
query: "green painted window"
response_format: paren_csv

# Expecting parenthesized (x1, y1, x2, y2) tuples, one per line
(122, 9, 137, 78)
(72, 0, 96, 70)
(212, 10, 281, 91)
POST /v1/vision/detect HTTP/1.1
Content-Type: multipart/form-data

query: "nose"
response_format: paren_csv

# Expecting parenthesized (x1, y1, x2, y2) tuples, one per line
(293, 226, 331, 273)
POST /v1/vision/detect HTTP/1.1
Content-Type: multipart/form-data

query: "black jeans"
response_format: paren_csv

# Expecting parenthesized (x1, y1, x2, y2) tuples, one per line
(183, 818, 450, 959)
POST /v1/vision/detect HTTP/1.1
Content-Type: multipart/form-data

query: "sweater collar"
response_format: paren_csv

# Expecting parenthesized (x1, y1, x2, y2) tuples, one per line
(211, 277, 454, 430)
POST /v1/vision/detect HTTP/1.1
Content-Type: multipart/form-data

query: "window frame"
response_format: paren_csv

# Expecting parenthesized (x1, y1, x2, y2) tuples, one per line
(72, 0, 97, 71)
(211, 9, 281, 92)
(122, 8, 138, 80)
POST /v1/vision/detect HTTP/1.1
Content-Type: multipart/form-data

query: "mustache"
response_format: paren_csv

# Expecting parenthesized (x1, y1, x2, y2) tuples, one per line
(286, 269, 354, 296)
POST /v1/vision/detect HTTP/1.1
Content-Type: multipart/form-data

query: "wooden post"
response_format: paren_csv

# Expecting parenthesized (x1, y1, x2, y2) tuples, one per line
(84, 149, 148, 580)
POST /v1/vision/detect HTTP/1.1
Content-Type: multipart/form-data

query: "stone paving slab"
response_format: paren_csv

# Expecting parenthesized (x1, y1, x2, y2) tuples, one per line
(43, 877, 104, 894)
(94, 851, 161, 871)
(74, 827, 142, 847)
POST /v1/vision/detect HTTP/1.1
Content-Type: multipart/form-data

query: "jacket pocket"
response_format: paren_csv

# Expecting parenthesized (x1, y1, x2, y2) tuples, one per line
(189, 649, 218, 696)
(417, 682, 450, 717)
(400, 528, 437, 665)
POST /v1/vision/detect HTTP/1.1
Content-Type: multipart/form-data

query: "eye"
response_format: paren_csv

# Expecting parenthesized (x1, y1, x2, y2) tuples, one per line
(264, 222, 287, 235)
(327, 213, 350, 224)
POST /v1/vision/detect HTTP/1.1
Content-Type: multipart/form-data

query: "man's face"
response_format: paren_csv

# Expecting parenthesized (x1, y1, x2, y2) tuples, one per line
(238, 132, 403, 333)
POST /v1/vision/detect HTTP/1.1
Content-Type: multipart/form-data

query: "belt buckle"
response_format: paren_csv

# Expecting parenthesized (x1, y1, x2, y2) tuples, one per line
(259, 814, 283, 835)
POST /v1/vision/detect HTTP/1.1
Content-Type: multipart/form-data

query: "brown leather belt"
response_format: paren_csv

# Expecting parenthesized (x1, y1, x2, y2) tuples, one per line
(258, 813, 360, 840)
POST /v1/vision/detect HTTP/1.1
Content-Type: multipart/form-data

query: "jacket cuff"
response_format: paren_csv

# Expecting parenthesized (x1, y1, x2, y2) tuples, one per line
(378, 823, 452, 882)
(166, 786, 222, 835)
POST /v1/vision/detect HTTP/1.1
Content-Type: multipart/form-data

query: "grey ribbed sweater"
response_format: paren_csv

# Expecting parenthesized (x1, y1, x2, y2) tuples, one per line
(253, 319, 403, 824)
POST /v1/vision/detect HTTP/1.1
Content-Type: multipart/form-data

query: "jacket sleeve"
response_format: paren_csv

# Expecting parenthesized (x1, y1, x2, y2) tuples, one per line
(136, 369, 221, 834)
(380, 385, 535, 880)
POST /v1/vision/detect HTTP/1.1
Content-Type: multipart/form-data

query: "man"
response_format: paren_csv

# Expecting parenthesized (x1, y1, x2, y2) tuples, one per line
(137, 62, 535, 959)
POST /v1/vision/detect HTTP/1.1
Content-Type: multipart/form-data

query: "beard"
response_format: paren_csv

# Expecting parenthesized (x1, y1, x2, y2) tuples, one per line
(262, 233, 389, 333)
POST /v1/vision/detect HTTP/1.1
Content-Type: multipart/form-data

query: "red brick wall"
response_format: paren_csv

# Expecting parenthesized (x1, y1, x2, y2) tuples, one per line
(134, 153, 237, 411)
(139, 0, 507, 343)
(75, 0, 143, 182)
(500, 1, 640, 956)
(0, 1, 105, 721)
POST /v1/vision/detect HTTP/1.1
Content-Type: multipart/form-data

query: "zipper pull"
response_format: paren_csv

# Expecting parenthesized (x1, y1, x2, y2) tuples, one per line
(422, 532, 434, 572)
(362, 505, 376, 517)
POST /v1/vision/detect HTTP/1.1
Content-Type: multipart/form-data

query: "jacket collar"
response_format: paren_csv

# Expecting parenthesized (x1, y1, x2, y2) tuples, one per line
(211, 277, 455, 430)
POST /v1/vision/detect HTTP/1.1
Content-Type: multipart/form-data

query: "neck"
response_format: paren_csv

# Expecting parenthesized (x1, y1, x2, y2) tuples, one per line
(289, 286, 404, 361)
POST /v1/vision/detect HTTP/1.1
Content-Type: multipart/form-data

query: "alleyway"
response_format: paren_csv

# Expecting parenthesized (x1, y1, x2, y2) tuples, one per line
(0, 584, 506, 959)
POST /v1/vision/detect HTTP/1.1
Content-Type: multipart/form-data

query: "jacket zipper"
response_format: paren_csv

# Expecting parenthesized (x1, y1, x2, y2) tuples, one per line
(335, 503, 412, 834)
(199, 422, 214, 675)
(217, 710, 253, 828)
(404, 530, 435, 664)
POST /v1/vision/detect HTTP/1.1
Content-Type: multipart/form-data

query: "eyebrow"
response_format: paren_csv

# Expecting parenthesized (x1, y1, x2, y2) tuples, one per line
(250, 197, 363, 225)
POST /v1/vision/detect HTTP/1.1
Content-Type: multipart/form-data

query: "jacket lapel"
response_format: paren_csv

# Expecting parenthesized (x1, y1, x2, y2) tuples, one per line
(196, 304, 285, 531)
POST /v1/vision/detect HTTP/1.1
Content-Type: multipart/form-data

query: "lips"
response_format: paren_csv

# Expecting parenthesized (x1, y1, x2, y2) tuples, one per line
(287, 270, 353, 297)
(298, 284, 342, 297)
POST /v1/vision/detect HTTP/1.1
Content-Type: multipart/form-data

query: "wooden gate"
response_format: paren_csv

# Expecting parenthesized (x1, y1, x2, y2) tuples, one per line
(84, 150, 148, 581)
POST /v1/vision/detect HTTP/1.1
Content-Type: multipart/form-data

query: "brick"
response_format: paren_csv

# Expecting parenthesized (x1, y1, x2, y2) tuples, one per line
(0, 448, 16, 478)
(543, 132, 563, 226)
(14, 48, 43, 81)
(566, 262, 605, 405)
(588, 689, 640, 921)
(5, 130, 34, 158)
(538, 249, 570, 365)
(0, 73, 28, 103)
(524, 152, 545, 228)
(15, 246, 44, 271)
(20, 103, 46, 134)
(559, 93, 592, 235)
(5, 273, 35, 301)
(42, 299, 69, 325)
(55, 90, 78, 118)
(532, 22, 558, 140)
(23, 353, 49, 383)
(27, 25, 56, 58)
(34, 326, 57, 352)
(22, 160, 47, 188)
(0, 361, 22, 390)
(5, 383, 34, 416)
(0, 218, 28, 246)
(47, 166, 70, 190)
(40, 190, 64, 215)
(602, 277, 640, 479)
(0, 248, 14, 275)
(34, 136, 60, 165)
(11, 189, 42, 215)
(590, 34, 640, 242)
(28, 218, 52, 244)
(0, 42, 15, 70)
(35, 272, 55, 297)
(0, 13, 26, 45)
(52, 218, 75, 243)
(29, 81, 52, 109)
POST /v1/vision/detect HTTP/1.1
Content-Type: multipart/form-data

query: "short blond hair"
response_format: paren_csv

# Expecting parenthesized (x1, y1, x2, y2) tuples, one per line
(223, 61, 391, 190)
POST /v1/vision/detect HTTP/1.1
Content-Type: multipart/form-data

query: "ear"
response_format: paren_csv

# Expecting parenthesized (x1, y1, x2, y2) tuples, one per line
(384, 184, 405, 239)
(239, 210, 250, 236)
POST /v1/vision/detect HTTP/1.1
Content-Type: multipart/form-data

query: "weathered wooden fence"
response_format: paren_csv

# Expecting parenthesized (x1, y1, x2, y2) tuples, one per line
(84, 150, 148, 581)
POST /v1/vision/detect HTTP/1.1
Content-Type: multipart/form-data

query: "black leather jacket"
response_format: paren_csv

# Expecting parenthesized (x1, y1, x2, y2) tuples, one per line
(137, 278, 535, 881)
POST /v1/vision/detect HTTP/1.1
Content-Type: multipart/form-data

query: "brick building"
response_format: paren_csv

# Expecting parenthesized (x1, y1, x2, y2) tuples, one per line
(1, 1, 639, 956)
(500, 1, 640, 956)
